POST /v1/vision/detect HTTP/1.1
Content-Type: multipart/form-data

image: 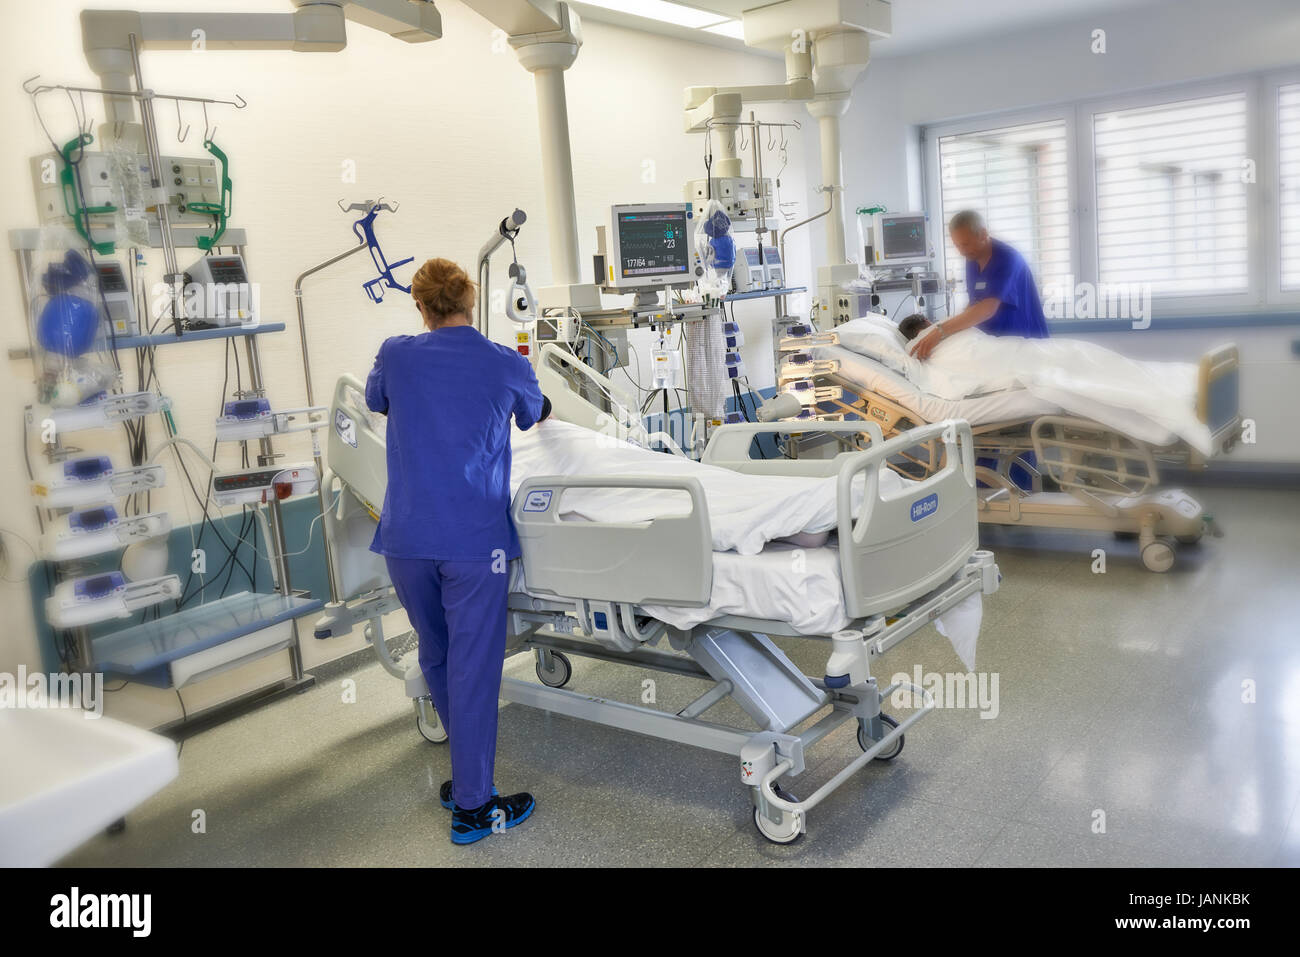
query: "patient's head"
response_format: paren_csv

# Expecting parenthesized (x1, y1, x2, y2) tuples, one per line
(898, 314, 933, 342)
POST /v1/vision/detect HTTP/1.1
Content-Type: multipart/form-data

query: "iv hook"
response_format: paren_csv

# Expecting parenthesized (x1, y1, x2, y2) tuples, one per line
(175, 99, 190, 143)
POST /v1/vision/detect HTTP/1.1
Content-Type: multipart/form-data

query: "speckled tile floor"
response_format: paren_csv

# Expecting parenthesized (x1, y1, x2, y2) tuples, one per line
(62, 487, 1300, 867)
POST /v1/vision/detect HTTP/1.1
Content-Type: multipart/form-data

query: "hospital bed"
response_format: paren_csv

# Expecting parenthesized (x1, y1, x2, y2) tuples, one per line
(313, 357, 1000, 843)
(811, 341, 1241, 572)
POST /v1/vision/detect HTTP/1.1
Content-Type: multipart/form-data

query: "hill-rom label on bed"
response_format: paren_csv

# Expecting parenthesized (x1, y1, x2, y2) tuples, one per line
(910, 493, 939, 522)
(335, 410, 357, 448)
(522, 489, 553, 512)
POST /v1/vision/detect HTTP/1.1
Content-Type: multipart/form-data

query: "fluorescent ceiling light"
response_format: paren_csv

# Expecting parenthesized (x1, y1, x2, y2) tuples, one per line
(579, 1, 726, 30)
(703, 19, 745, 40)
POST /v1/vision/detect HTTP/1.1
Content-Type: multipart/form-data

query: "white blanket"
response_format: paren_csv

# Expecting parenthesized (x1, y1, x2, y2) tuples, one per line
(829, 320, 1211, 455)
(510, 419, 904, 555)
(913, 329, 1210, 454)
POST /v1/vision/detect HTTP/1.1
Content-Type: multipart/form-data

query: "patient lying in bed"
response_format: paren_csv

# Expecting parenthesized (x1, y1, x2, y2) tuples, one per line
(832, 314, 1212, 455)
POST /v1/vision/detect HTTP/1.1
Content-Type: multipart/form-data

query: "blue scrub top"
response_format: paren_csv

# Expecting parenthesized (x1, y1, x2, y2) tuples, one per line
(965, 238, 1050, 338)
(365, 326, 545, 562)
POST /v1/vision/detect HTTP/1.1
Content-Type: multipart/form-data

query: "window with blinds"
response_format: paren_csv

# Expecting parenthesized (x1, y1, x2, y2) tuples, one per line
(1094, 92, 1249, 296)
(936, 119, 1071, 305)
(1280, 84, 1300, 291)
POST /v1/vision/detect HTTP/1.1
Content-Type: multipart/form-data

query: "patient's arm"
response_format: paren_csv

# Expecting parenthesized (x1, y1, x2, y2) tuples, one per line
(912, 297, 1000, 360)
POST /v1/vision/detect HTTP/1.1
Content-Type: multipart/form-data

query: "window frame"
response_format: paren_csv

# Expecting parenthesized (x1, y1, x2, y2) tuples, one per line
(921, 73, 1299, 325)
(1075, 78, 1260, 317)
(1267, 69, 1300, 306)
(922, 106, 1080, 310)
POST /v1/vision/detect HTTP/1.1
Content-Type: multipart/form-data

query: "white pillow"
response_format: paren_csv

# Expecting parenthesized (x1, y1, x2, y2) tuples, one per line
(832, 317, 913, 374)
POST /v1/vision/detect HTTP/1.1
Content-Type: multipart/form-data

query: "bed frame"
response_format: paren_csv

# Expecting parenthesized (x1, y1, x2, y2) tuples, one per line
(818, 343, 1240, 572)
(314, 366, 1000, 844)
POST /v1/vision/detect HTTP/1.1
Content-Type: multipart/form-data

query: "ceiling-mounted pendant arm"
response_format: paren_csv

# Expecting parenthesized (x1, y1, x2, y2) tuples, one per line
(463, 1, 589, 294)
(81, 2, 442, 123)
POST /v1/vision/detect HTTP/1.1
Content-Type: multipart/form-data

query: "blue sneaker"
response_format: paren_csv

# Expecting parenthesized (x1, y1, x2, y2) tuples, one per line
(438, 780, 498, 811)
(450, 792, 536, 845)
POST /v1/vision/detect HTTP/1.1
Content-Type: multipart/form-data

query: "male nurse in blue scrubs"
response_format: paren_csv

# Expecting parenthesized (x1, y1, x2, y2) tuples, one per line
(912, 209, 1050, 361)
(365, 257, 550, 845)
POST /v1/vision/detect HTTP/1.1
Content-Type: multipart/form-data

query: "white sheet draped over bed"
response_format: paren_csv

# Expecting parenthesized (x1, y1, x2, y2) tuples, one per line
(825, 319, 1212, 454)
(509, 419, 905, 555)
(350, 393, 978, 657)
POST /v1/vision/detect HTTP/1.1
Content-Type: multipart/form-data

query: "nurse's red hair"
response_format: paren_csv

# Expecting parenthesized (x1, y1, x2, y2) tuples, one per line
(411, 258, 477, 328)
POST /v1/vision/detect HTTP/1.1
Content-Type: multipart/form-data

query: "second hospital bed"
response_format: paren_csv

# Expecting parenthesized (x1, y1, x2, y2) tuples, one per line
(314, 365, 1000, 843)
(797, 331, 1241, 572)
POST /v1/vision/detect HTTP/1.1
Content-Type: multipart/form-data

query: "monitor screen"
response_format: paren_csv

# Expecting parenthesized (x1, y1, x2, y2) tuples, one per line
(96, 263, 128, 293)
(206, 257, 249, 284)
(879, 216, 928, 260)
(616, 209, 690, 280)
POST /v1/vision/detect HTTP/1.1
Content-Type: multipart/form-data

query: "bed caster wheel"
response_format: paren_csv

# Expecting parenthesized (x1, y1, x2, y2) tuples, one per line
(858, 713, 904, 761)
(1141, 537, 1177, 573)
(415, 699, 448, 744)
(1176, 532, 1203, 546)
(536, 651, 572, 688)
(752, 783, 802, 845)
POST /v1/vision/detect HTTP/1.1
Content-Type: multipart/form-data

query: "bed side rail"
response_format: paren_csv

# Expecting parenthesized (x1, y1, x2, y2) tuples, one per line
(835, 420, 979, 618)
(1030, 415, 1159, 495)
(329, 373, 389, 516)
(537, 343, 685, 454)
(512, 475, 713, 607)
(538, 342, 636, 433)
(700, 420, 886, 477)
(1198, 342, 1240, 454)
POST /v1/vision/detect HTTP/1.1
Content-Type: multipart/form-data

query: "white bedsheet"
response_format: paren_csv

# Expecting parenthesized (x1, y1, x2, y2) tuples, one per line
(819, 324, 1211, 453)
(643, 543, 849, 634)
(510, 542, 981, 663)
(509, 542, 850, 636)
(353, 394, 978, 653)
(914, 328, 1211, 454)
(350, 403, 904, 555)
(509, 418, 906, 555)
(820, 345, 1054, 426)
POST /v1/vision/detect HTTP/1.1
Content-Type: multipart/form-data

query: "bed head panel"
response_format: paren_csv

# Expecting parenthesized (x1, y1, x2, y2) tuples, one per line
(328, 373, 389, 517)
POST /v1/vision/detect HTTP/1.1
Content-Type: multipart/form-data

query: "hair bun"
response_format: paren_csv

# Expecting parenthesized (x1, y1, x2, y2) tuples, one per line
(411, 257, 477, 327)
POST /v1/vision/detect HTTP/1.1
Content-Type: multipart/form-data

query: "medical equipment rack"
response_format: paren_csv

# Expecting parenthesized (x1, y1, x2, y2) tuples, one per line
(12, 222, 328, 731)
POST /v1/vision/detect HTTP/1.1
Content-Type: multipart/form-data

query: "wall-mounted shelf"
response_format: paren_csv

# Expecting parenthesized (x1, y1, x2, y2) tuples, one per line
(8, 322, 285, 362)
(105, 321, 284, 351)
(8, 225, 249, 253)
(91, 590, 325, 688)
(725, 285, 807, 303)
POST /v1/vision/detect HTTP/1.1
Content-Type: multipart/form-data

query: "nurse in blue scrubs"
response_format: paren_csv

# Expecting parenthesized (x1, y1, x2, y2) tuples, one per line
(912, 208, 1050, 361)
(365, 257, 549, 845)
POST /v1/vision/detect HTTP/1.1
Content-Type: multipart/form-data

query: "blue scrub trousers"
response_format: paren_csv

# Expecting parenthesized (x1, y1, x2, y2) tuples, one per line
(385, 556, 509, 810)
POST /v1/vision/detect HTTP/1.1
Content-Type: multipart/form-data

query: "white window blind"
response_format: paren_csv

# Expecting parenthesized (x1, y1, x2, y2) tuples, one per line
(1094, 92, 1248, 296)
(1280, 83, 1300, 291)
(936, 119, 1071, 305)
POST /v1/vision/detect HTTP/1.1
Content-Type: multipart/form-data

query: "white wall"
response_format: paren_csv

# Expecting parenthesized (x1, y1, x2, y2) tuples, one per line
(833, 0, 1300, 217)
(0, 0, 806, 717)
(808, 0, 1300, 464)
